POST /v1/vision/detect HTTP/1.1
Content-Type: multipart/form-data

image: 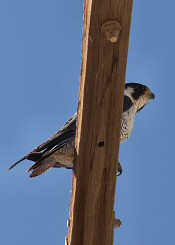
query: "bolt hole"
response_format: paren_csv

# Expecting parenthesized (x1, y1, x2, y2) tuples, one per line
(98, 141, 104, 147)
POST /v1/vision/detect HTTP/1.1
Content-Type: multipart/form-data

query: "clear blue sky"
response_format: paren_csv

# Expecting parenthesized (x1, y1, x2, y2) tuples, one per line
(0, 1, 174, 244)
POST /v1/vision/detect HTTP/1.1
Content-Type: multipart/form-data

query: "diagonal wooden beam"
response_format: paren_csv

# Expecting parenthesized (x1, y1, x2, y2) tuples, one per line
(67, 0, 133, 244)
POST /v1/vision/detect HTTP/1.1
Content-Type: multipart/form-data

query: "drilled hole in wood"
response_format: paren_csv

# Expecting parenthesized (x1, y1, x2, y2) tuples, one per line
(98, 141, 105, 147)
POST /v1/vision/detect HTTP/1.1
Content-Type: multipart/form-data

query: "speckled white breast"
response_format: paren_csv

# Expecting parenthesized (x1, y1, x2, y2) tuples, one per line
(120, 106, 136, 143)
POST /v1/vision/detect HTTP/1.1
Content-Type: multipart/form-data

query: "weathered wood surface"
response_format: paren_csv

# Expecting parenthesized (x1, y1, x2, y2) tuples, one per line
(67, 0, 133, 244)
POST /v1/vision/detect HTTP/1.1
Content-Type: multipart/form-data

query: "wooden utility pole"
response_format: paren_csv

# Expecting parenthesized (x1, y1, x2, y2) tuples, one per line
(67, 0, 133, 244)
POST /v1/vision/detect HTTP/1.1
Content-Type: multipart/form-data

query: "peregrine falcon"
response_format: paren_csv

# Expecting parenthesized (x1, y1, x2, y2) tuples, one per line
(9, 83, 155, 177)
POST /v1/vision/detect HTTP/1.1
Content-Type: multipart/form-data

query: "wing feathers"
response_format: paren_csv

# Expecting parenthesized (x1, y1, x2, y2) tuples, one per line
(8, 114, 77, 173)
(8, 156, 27, 170)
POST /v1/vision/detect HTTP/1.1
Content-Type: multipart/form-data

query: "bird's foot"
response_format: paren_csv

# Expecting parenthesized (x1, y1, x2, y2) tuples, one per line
(114, 218, 122, 228)
(113, 211, 122, 228)
(117, 162, 122, 176)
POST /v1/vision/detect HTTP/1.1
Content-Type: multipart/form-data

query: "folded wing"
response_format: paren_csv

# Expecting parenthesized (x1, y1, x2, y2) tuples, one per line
(8, 114, 77, 173)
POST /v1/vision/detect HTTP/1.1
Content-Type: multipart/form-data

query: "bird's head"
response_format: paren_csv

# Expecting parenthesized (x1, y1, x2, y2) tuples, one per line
(125, 83, 155, 112)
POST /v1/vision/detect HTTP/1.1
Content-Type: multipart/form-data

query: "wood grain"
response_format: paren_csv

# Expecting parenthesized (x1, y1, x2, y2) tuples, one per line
(67, 0, 133, 244)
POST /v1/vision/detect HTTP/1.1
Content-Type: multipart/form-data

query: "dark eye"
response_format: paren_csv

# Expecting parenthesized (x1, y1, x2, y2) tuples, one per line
(140, 85, 146, 91)
(132, 88, 143, 100)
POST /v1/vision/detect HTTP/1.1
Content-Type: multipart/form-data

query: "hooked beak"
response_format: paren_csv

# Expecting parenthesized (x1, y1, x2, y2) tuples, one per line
(146, 89, 155, 100)
(150, 92, 155, 100)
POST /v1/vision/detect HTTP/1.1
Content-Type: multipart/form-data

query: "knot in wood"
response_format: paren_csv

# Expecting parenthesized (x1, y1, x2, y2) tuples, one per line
(101, 20, 121, 43)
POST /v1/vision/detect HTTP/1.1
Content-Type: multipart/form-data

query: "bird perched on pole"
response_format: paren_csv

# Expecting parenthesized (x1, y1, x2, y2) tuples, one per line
(9, 83, 155, 177)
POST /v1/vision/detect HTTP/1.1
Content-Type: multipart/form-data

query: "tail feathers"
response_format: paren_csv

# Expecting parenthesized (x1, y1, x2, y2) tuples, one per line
(28, 161, 56, 178)
(8, 156, 27, 170)
(53, 162, 73, 169)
